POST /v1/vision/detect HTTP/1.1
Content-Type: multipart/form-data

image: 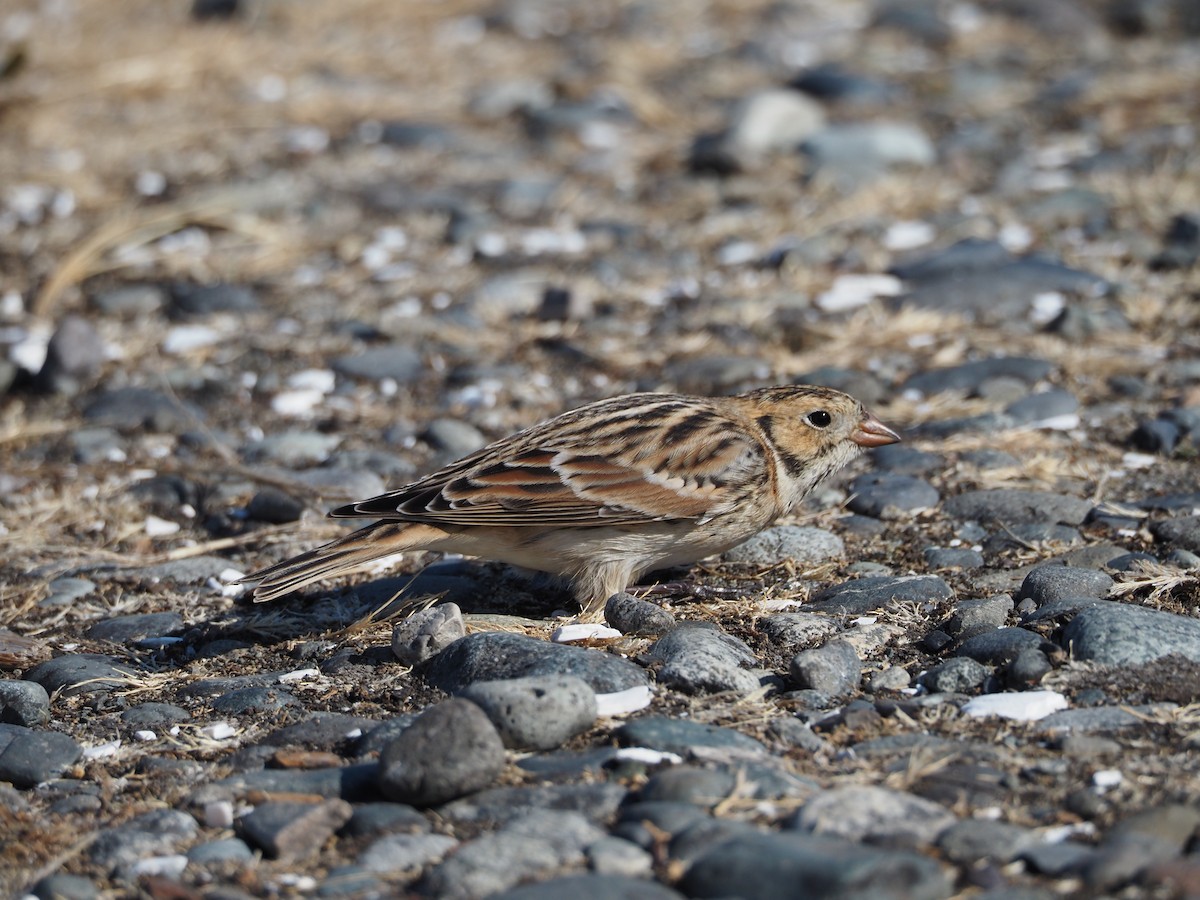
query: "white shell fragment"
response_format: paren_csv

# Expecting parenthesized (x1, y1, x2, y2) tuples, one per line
(595, 685, 654, 718)
(962, 690, 1068, 721)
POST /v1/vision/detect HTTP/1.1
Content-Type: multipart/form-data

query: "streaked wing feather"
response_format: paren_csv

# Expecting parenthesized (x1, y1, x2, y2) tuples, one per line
(330, 394, 767, 528)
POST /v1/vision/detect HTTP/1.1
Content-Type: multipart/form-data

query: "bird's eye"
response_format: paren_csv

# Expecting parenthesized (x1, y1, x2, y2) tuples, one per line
(806, 410, 832, 428)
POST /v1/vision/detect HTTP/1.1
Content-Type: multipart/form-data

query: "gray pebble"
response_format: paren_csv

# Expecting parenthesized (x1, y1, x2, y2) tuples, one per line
(36, 315, 105, 395)
(24, 654, 131, 697)
(85, 611, 184, 644)
(1062, 603, 1200, 665)
(1016, 565, 1114, 607)
(333, 344, 423, 383)
(1005, 388, 1079, 425)
(459, 675, 597, 750)
(920, 657, 988, 693)
(341, 801, 428, 838)
(1020, 840, 1096, 875)
(210, 686, 300, 715)
(440, 782, 627, 828)
(942, 489, 1093, 525)
(723, 525, 844, 566)
(791, 784, 956, 847)
(758, 612, 839, 652)
(869, 444, 944, 475)
(982, 523, 1084, 554)
(646, 624, 761, 695)
(615, 716, 766, 760)
(901, 356, 1054, 397)
(584, 837, 655, 879)
(186, 837, 255, 864)
(41, 577, 96, 606)
(924, 547, 985, 570)
(802, 121, 936, 172)
(246, 487, 305, 524)
(32, 874, 98, 900)
(1152, 515, 1200, 554)
(190, 764, 379, 806)
(168, 281, 260, 316)
(956, 627, 1058, 665)
(946, 595, 1013, 636)
(357, 831, 458, 874)
(238, 799, 353, 861)
(808, 575, 954, 616)
(0, 728, 82, 788)
(82, 386, 198, 432)
(0, 680, 50, 727)
(678, 830, 949, 899)
(244, 430, 341, 466)
(867, 667, 911, 692)
(91, 283, 165, 317)
(604, 593, 676, 636)
(848, 473, 940, 519)
(260, 711, 380, 750)
(378, 698, 506, 806)
(422, 418, 488, 457)
(937, 818, 1043, 865)
(492, 873, 683, 900)
(420, 631, 648, 694)
(421, 810, 606, 900)
(89, 808, 198, 872)
(392, 603, 466, 666)
(1037, 705, 1159, 735)
(790, 639, 861, 696)
(1006, 648, 1052, 686)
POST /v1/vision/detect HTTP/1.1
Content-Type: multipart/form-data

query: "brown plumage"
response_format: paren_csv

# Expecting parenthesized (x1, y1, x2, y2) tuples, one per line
(246, 385, 900, 615)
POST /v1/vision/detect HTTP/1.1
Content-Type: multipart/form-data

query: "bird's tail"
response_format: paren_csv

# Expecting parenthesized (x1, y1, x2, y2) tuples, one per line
(245, 521, 446, 603)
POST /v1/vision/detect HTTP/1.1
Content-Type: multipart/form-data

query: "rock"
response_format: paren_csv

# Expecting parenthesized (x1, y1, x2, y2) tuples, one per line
(1083, 804, 1200, 892)
(420, 810, 606, 899)
(808, 575, 954, 616)
(723, 525, 844, 566)
(789, 640, 861, 696)
(1005, 388, 1079, 426)
(260, 711, 379, 750)
(31, 874, 99, 900)
(1037, 705, 1158, 735)
(377, 699, 506, 806)
(341, 802, 429, 838)
(758, 613, 839, 652)
(91, 283, 166, 317)
(358, 832, 458, 874)
(0, 680, 50, 727)
(646, 624, 761, 695)
(790, 785, 956, 848)
(237, 799, 353, 861)
(36, 315, 105, 394)
(459, 675, 597, 750)
(847, 473, 939, 519)
(422, 418, 488, 457)
(945, 595, 1013, 635)
(210, 686, 300, 715)
(81, 387, 197, 432)
(920, 657, 988, 693)
(246, 487, 305, 523)
(120, 703, 189, 727)
(24, 655, 131, 697)
(604, 593, 676, 636)
(333, 344, 423, 383)
(391, 604, 466, 666)
(942, 490, 1093, 525)
(937, 818, 1044, 865)
(956, 627, 1058, 665)
(420, 632, 648, 694)
(243, 430, 341, 466)
(1007, 648, 1053, 686)
(615, 717, 766, 760)
(491, 874, 684, 900)
(676, 830, 950, 899)
(89, 808, 198, 873)
(190, 764, 379, 806)
(870, 444, 944, 475)
(1152, 516, 1200, 553)
(187, 838, 255, 864)
(439, 782, 627, 827)
(85, 612, 184, 644)
(1015, 565, 1115, 607)
(1062, 604, 1200, 665)
(0, 728, 82, 788)
(802, 121, 936, 172)
(584, 838, 656, 879)
(168, 282, 260, 316)
(40, 577, 96, 607)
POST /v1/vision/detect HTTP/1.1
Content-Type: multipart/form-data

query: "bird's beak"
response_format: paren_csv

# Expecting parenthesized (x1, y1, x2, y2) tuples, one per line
(851, 411, 902, 448)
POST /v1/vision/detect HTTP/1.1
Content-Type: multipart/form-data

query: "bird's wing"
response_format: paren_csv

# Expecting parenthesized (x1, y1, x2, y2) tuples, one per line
(331, 396, 769, 528)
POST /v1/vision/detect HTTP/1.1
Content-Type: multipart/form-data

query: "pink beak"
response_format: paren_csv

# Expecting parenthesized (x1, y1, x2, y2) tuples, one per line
(851, 411, 902, 448)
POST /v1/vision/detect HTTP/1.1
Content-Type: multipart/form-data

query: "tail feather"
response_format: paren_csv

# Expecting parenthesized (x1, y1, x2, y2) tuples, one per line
(246, 522, 446, 603)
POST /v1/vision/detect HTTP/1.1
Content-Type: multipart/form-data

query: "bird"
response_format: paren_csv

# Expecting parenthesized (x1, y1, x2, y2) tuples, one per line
(245, 385, 900, 616)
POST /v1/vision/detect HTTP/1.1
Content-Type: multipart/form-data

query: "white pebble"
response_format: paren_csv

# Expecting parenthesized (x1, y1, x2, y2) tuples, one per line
(1121, 453, 1158, 470)
(1030, 291, 1065, 324)
(552, 623, 622, 643)
(884, 220, 935, 251)
(82, 740, 121, 760)
(131, 856, 187, 878)
(816, 274, 902, 312)
(134, 730, 157, 742)
(136, 170, 167, 197)
(962, 690, 1068, 721)
(1093, 769, 1123, 791)
(163, 324, 220, 354)
(218, 568, 245, 583)
(278, 667, 320, 683)
(286, 368, 336, 392)
(271, 389, 325, 417)
(144, 515, 180, 537)
(595, 685, 654, 717)
(205, 800, 235, 829)
(203, 722, 238, 741)
(614, 747, 683, 765)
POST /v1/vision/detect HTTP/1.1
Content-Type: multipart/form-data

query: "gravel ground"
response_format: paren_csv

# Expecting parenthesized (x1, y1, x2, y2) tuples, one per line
(2, 1, 1200, 898)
